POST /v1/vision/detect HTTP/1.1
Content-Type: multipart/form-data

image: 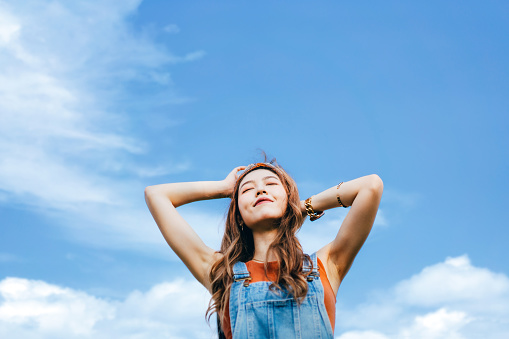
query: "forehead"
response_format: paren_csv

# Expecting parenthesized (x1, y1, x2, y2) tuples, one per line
(239, 168, 280, 186)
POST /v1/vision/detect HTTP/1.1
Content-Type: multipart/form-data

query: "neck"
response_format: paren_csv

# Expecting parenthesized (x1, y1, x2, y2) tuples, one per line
(251, 228, 278, 262)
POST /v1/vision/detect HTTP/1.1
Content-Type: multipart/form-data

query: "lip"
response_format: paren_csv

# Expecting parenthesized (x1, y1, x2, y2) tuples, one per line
(254, 197, 273, 207)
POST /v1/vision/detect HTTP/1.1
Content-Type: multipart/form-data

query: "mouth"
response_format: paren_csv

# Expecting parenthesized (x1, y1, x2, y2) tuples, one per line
(254, 198, 273, 207)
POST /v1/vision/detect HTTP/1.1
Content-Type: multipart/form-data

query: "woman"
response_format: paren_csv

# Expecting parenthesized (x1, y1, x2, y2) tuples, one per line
(145, 161, 383, 338)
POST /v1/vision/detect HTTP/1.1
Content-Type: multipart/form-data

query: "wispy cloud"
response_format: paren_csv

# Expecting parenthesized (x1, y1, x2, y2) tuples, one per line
(298, 207, 387, 254)
(55, 205, 226, 260)
(163, 24, 180, 34)
(0, 0, 204, 252)
(382, 188, 420, 208)
(0, 253, 20, 263)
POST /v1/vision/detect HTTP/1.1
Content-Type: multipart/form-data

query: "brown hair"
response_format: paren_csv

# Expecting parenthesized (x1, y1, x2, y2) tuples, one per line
(206, 160, 311, 328)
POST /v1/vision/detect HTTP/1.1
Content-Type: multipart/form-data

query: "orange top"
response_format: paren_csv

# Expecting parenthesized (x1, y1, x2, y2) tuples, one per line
(221, 258, 336, 338)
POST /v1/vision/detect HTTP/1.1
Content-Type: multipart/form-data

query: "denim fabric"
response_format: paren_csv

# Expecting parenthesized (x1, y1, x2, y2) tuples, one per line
(230, 253, 334, 338)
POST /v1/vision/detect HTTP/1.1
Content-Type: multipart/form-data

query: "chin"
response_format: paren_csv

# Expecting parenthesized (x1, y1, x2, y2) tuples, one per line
(248, 215, 283, 229)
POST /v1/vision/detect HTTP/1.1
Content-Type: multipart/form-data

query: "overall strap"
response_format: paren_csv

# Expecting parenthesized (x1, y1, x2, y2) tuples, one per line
(232, 261, 252, 286)
(303, 252, 320, 281)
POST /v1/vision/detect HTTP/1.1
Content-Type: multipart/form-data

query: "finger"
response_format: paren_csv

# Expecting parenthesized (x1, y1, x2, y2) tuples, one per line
(234, 166, 247, 178)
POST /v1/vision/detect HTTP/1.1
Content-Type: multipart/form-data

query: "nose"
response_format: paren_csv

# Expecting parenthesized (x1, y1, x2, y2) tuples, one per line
(256, 187, 267, 196)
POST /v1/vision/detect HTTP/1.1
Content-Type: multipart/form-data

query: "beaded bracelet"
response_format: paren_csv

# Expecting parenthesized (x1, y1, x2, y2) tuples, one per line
(336, 182, 347, 207)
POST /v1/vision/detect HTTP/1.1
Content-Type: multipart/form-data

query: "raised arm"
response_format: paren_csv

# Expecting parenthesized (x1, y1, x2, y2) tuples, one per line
(144, 166, 245, 292)
(306, 174, 383, 294)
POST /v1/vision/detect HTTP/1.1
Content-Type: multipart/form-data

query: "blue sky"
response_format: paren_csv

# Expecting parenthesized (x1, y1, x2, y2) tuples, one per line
(0, 1, 508, 338)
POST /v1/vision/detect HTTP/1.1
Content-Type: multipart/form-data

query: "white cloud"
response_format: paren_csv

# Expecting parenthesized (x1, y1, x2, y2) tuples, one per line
(401, 308, 471, 339)
(2, 257, 508, 339)
(0, 277, 216, 339)
(394, 255, 509, 309)
(0, 0, 204, 252)
(336, 309, 472, 339)
(335, 255, 509, 339)
(0, 277, 115, 337)
(0, 5, 19, 45)
(337, 331, 390, 339)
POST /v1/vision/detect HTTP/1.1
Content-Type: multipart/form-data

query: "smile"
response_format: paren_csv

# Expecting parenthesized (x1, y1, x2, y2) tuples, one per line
(254, 198, 273, 207)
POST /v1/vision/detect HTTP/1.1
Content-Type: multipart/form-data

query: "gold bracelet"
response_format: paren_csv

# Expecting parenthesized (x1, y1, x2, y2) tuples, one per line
(304, 196, 324, 221)
(336, 182, 347, 207)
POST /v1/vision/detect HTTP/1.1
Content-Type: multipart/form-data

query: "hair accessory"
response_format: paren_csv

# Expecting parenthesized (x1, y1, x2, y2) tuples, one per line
(240, 162, 276, 177)
(336, 182, 346, 207)
(243, 162, 276, 172)
(304, 196, 324, 221)
(236, 162, 279, 184)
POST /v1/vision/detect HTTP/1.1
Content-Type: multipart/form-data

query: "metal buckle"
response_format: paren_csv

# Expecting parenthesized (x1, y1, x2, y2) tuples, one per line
(233, 275, 250, 282)
(306, 271, 320, 281)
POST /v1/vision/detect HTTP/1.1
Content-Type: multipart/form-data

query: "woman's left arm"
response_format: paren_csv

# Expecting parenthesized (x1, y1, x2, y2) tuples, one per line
(304, 174, 383, 289)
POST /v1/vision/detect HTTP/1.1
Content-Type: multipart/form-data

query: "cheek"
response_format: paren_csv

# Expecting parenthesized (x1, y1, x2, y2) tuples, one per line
(237, 196, 250, 217)
(276, 189, 289, 210)
(281, 197, 289, 211)
(278, 187, 288, 201)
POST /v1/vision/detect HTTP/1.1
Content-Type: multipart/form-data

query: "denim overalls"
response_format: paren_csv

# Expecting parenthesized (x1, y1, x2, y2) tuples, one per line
(229, 252, 334, 338)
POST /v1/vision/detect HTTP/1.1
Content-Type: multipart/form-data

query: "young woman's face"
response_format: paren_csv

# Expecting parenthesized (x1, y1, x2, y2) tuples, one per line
(237, 168, 288, 229)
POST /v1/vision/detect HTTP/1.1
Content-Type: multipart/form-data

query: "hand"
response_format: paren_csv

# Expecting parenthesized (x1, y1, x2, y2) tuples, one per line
(222, 166, 246, 197)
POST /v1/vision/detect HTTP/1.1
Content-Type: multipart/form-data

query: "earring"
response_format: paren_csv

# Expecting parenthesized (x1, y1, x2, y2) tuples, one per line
(239, 221, 244, 232)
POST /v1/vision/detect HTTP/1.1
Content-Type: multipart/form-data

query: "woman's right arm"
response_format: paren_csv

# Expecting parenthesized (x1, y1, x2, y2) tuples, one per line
(144, 166, 245, 292)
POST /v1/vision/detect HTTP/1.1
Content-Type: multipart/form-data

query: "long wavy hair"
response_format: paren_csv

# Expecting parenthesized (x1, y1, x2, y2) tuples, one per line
(206, 160, 311, 328)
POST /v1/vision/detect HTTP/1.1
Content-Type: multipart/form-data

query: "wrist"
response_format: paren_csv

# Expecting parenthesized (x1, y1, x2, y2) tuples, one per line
(304, 196, 325, 221)
(218, 180, 233, 198)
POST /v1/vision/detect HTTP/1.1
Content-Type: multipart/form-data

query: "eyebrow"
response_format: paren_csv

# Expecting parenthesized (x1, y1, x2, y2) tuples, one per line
(240, 175, 280, 190)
